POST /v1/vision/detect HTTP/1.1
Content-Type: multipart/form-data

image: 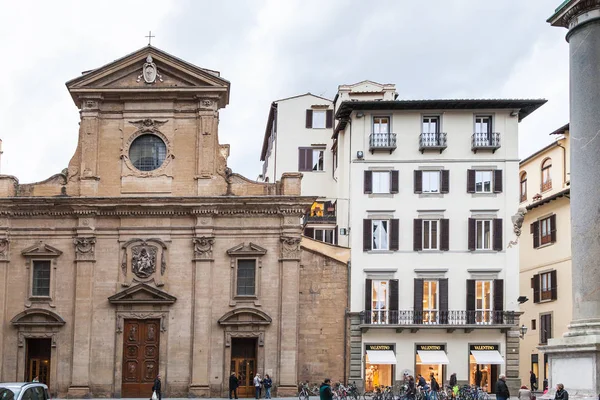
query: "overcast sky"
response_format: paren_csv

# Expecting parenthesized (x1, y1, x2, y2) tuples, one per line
(0, 0, 569, 184)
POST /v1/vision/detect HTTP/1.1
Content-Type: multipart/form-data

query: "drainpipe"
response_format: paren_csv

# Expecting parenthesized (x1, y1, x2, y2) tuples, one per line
(344, 260, 351, 383)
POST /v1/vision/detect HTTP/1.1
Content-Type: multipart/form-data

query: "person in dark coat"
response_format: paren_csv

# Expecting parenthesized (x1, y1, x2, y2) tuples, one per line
(554, 384, 568, 400)
(430, 374, 440, 392)
(495, 374, 510, 400)
(152, 374, 162, 400)
(407, 376, 416, 400)
(320, 378, 333, 400)
(229, 372, 239, 399)
(418, 375, 427, 388)
(263, 374, 273, 399)
(475, 366, 482, 388)
(530, 371, 537, 391)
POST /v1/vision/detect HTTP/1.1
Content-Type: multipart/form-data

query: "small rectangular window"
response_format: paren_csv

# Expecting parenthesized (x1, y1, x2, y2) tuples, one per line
(372, 220, 389, 250)
(476, 220, 493, 250)
(236, 259, 256, 296)
(540, 217, 552, 245)
(540, 272, 552, 301)
(32, 260, 51, 297)
(372, 171, 391, 194)
(312, 228, 335, 245)
(423, 220, 439, 250)
(531, 319, 537, 330)
(312, 149, 324, 171)
(475, 171, 493, 193)
(422, 171, 440, 193)
(312, 110, 326, 129)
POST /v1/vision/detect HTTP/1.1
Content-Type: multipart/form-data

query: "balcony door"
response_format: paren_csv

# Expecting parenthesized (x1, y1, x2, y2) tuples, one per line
(372, 280, 389, 324)
(475, 281, 493, 324)
(373, 117, 390, 134)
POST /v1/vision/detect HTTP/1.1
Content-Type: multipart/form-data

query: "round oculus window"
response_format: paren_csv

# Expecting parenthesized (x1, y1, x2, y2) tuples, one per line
(129, 134, 167, 171)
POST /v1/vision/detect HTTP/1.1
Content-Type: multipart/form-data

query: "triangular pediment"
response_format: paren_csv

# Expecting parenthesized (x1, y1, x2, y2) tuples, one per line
(108, 283, 177, 305)
(226, 242, 268, 256)
(21, 241, 63, 258)
(218, 307, 272, 326)
(11, 309, 66, 327)
(66, 46, 230, 107)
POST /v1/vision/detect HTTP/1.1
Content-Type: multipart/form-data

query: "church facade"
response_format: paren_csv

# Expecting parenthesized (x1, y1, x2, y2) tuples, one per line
(0, 47, 348, 398)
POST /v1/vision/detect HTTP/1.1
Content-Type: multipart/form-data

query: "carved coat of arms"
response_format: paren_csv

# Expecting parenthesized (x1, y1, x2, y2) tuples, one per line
(137, 55, 163, 84)
(131, 245, 157, 278)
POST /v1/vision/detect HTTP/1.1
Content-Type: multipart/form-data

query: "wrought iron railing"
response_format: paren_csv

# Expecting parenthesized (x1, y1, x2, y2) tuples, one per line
(305, 215, 337, 224)
(419, 132, 448, 149)
(360, 310, 515, 326)
(471, 132, 501, 150)
(541, 180, 552, 192)
(369, 133, 397, 150)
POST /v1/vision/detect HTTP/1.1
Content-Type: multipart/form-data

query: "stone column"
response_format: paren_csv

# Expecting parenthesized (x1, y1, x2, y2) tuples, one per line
(189, 215, 215, 397)
(544, 2, 600, 398)
(348, 313, 364, 391)
(67, 218, 96, 397)
(0, 237, 8, 380)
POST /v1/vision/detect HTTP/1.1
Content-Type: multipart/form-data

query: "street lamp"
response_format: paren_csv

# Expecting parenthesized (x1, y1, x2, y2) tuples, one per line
(519, 324, 528, 339)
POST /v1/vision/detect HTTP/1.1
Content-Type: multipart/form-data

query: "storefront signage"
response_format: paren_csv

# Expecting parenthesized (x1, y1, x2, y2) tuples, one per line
(469, 344, 499, 351)
(417, 344, 446, 351)
(367, 344, 394, 351)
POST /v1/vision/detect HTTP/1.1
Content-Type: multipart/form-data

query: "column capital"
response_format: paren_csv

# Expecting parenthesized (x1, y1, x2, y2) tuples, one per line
(548, 0, 600, 31)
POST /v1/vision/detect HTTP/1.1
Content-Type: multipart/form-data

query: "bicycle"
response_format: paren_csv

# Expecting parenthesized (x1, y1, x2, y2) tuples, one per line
(298, 382, 311, 400)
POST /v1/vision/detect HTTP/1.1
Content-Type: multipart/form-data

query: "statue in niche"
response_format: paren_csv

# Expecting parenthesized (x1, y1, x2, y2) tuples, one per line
(132, 245, 157, 278)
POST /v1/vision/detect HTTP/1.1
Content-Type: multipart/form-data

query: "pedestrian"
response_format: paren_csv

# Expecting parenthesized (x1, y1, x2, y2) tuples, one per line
(229, 372, 239, 399)
(418, 374, 427, 388)
(519, 385, 533, 400)
(152, 374, 162, 400)
(253, 373, 262, 399)
(32, 376, 39, 383)
(475, 366, 482, 388)
(320, 378, 333, 400)
(263, 374, 273, 399)
(407, 376, 416, 400)
(495, 374, 510, 400)
(554, 384, 569, 400)
(430, 374, 440, 392)
(530, 371, 538, 391)
(449, 373, 458, 398)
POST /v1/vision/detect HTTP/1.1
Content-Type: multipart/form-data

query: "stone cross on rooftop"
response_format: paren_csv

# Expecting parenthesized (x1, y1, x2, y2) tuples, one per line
(145, 31, 155, 46)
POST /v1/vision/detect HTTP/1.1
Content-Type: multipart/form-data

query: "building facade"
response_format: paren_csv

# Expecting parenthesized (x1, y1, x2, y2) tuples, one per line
(260, 81, 546, 394)
(0, 46, 348, 398)
(517, 124, 571, 390)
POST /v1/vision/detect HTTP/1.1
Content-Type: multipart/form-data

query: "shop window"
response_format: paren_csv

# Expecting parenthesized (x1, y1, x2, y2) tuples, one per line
(469, 345, 503, 394)
(531, 354, 539, 390)
(415, 345, 447, 386)
(365, 345, 395, 392)
(372, 280, 389, 324)
(475, 281, 493, 324)
(423, 281, 438, 324)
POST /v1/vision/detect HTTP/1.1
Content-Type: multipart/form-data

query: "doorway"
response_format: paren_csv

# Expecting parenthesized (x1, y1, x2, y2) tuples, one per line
(230, 338, 257, 398)
(121, 319, 160, 398)
(26, 339, 51, 386)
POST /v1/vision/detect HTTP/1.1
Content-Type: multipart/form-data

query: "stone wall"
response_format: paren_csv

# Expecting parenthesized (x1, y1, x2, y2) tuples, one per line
(298, 244, 349, 385)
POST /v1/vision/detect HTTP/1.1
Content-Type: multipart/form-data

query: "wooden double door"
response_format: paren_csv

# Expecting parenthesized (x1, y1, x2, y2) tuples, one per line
(122, 319, 160, 398)
(230, 338, 258, 398)
(26, 339, 51, 386)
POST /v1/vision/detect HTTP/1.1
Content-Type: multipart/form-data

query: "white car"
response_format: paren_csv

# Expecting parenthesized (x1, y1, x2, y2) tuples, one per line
(0, 383, 49, 400)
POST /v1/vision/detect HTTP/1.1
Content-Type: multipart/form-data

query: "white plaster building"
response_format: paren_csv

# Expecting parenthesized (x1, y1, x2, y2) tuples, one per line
(259, 81, 546, 394)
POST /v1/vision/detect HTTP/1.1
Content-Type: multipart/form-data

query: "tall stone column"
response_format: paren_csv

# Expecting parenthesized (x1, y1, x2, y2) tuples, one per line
(0, 237, 8, 381)
(67, 217, 96, 397)
(544, 2, 600, 398)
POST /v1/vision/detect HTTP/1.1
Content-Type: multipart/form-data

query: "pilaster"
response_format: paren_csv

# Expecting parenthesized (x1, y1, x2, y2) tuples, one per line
(0, 231, 8, 381)
(78, 98, 101, 196)
(349, 313, 363, 391)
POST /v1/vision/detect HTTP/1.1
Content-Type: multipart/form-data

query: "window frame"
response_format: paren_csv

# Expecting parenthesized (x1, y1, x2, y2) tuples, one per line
(372, 171, 391, 194)
(234, 258, 259, 298)
(541, 158, 552, 192)
(422, 170, 441, 193)
(372, 219, 390, 251)
(422, 116, 440, 134)
(475, 280, 493, 324)
(474, 115, 493, 135)
(474, 170, 493, 193)
(475, 219, 493, 250)
(520, 172, 527, 202)
(540, 272, 552, 301)
(371, 280, 389, 324)
(540, 216, 552, 245)
(422, 220, 439, 250)
(129, 133, 168, 172)
(373, 116, 391, 134)
(311, 110, 327, 129)
(313, 228, 336, 245)
(540, 313, 553, 345)
(422, 280, 439, 324)
(312, 148, 325, 171)
(31, 260, 51, 298)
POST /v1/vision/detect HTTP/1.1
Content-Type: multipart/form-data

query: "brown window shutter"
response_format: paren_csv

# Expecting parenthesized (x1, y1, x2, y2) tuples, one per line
(532, 221, 540, 248)
(365, 279, 372, 311)
(494, 279, 504, 323)
(304, 227, 314, 238)
(389, 279, 399, 320)
(441, 170, 450, 193)
(413, 219, 423, 251)
(298, 148, 306, 171)
(390, 219, 400, 251)
(414, 278, 424, 324)
(540, 314, 547, 344)
(440, 219, 450, 251)
(493, 218, 503, 251)
(305, 109, 313, 128)
(532, 274, 541, 303)
(363, 219, 372, 251)
(325, 109, 334, 129)
(466, 279, 476, 324)
(364, 171, 373, 194)
(550, 214, 557, 243)
(390, 170, 399, 194)
(467, 169, 476, 193)
(439, 278, 449, 324)
(334, 225, 338, 245)
(494, 170, 503, 193)
(468, 218, 476, 251)
(550, 270, 558, 300)
(414, 170, 423, 193)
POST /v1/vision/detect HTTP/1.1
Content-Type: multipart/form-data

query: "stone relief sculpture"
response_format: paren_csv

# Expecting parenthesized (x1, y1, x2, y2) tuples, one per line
(136, 55, 163, 84)
(280, 237, 301, 259)
(120, 239, 168, 286)
(193, 236, 215, 259)
(508, 207, 527, 248)
(73, 237, 96, 259)
(0, 238, 9, 258)
(131, 246, 157, 279)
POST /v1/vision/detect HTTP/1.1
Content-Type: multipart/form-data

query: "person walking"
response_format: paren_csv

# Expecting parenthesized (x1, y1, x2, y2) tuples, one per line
(554, 384, 568, 400)
(495, 374, 510, 400)
(518, 385, 533, 400)
(475, 366, 482, 388)
(320, 378, 333, 400)
(530, 371, 538, 391)
(229, 372, 239, 399)
(449, 373, 458, 399)
(152, 374, 162, 400)
(263, 374, 272, 399)
(407, 376, 416, 400)
(430, 374, 440, 400)
(253, 373, 262, 399)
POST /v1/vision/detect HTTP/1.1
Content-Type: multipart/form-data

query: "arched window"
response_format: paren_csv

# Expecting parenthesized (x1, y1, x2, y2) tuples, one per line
(520, 172, 527, 202)
(541, 159, 552, 191)
(129, 134, 167, 171)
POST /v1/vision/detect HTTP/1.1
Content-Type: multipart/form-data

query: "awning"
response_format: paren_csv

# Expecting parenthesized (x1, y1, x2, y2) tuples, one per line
(471, 350, 505, 365)
(366, 350, 397, 365)
(417, 350, 450, 365)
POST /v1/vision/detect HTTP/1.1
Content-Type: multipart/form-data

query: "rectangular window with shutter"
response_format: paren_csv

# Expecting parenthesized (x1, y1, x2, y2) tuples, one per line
(372, 220, 389, 250)
(312, 110, 327, 129)
(423, 280, 439, 324)
(422, 171, 441, 193)
(423, 220, 439, 250)
(475, 219, 493, 250)
(372, 171, 391, 194)
(475, 280, 493, 324)
(540, 313, 552, 344)
(372, 280, 389, 324)
(536, 270, 557, 301)
(475, 171, 493, 193)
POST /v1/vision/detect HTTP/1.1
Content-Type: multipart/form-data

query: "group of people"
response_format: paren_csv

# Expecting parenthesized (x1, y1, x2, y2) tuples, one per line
(228, 371, 272, 400)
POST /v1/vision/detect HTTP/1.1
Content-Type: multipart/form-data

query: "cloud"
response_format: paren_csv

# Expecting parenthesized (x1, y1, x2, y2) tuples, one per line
(0, 0, 569, 183)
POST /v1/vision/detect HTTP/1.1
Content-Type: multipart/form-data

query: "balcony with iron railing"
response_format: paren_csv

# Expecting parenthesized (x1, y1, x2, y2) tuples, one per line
(419, 132, 448, 153)
(359, 310, 516, 332)
(471, 132, 501, 153)
(369, 132, 397, 153)
(541, 180, 552, 192)
(304, 214, 337, 224)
